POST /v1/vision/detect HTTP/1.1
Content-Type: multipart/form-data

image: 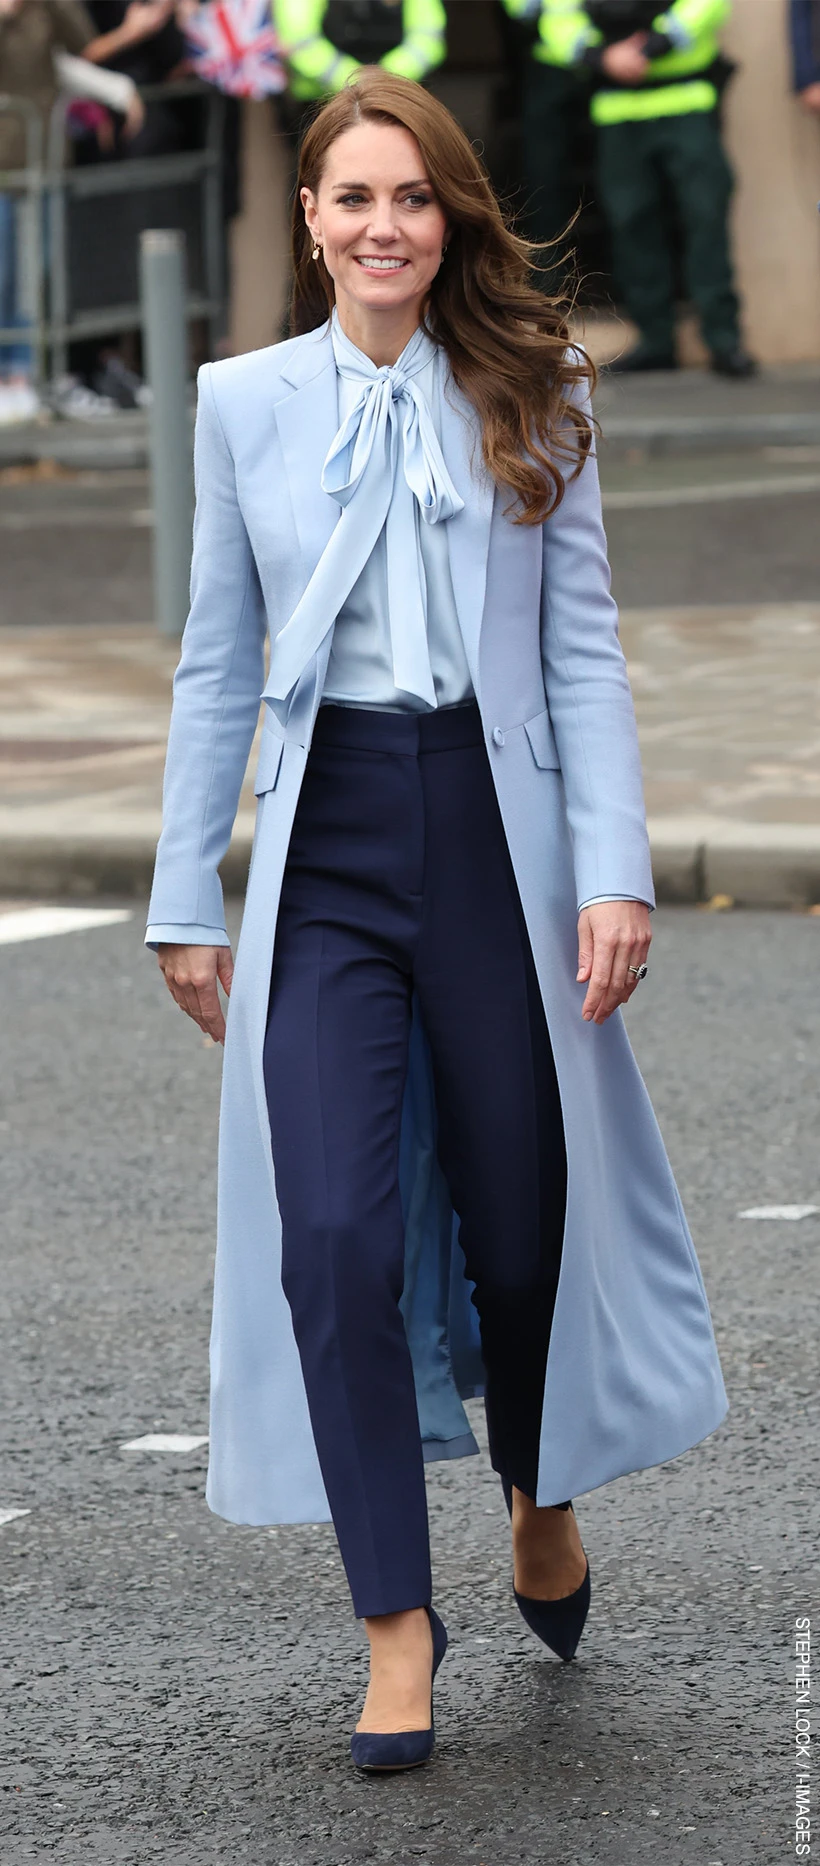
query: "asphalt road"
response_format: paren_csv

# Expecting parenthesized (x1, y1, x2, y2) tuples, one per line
(1, 444, 820, 626)
(1, 906, 817, 1865)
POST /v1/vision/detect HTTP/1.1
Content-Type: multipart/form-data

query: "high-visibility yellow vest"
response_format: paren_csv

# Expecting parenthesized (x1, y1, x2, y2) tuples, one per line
(500, 0, 729, 123)
(274, 0, 446, 102)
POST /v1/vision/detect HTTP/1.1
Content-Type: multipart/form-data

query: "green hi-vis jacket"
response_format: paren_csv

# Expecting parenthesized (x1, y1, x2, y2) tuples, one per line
(501, 0, 729, 122)
(273, 0, 446, 102)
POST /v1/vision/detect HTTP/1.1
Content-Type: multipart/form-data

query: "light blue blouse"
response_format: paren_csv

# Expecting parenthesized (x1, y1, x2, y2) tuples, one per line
(322, 325, 473, 713)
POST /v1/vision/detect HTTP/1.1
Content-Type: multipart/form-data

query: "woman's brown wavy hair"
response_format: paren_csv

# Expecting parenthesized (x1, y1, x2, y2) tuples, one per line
(289, 67, 594, 526)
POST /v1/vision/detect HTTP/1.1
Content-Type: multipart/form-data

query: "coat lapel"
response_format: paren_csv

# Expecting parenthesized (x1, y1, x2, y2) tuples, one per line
(272, 323, 340, 588)
(260, 324, 339, 728)
(436, 359, 495, 694)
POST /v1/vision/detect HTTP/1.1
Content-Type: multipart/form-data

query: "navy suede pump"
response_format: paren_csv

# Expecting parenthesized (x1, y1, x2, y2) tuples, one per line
(350, 1606, 448, 1774)
(501, 1475, 591, 1662)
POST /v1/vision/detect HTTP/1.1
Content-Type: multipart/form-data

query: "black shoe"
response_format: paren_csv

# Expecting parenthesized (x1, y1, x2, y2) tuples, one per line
(710, 346, 758, 379)
(350, 1606, 448, 1774)
(93, 356, 152, 409)
(605, 345, 678, 374)
(514, 1564, 591, 1661)
(500, 1475, 591, 1661)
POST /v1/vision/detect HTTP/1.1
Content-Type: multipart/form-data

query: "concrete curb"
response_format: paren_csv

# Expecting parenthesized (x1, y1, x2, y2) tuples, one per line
(0, 827, 252, 902)
(600, 411, 820, 460)
(0, 415, 153, 473)
(4, 407, 820, 473)
(2, 820, 819, 909)
(649, 820, 820, 908)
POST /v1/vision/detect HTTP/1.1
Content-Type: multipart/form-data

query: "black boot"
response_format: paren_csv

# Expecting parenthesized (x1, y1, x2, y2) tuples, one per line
(606, 344, 678, 374)
(710, 346, 758, 379)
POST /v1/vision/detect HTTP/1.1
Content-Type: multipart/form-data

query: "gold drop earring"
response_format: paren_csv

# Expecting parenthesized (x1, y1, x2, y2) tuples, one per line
(312, 241, 322, 262)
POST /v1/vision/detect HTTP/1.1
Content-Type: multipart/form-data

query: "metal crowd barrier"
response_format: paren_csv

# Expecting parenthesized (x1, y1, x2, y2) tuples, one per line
(0, 79, 226, 388)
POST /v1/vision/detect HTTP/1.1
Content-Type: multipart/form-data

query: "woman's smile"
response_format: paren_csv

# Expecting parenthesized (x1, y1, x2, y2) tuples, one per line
(355, 256, 410, 271)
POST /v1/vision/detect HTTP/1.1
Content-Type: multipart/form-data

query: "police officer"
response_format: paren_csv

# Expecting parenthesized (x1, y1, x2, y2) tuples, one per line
(274, 0, 446, 109)
(534, 0, 755, 375)
(501, 0, 585, 293)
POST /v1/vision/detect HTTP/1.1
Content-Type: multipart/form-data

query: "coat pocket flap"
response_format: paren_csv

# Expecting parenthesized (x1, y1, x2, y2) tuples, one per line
(523, 708, 560, 770)
(253, 731, 285, 796)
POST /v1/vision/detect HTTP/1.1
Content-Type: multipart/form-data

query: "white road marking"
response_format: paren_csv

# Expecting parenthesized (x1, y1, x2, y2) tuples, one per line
(739, 1204, 819, 1221)
(0, 1507, 31, 1527)
(602, 472, 820, 510)
(120, 1433, 209, 1453)
(0, 906, 132, 946)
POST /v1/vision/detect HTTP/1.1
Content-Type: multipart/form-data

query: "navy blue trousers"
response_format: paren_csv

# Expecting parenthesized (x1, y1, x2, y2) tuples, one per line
(264, 702, 569, 1619)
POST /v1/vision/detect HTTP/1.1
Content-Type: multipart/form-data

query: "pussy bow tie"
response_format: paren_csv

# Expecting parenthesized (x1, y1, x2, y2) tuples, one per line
(266, 311, 465, 709)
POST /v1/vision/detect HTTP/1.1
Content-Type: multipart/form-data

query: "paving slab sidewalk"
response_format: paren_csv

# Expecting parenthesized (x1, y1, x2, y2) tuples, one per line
(1, 604, 819, 908)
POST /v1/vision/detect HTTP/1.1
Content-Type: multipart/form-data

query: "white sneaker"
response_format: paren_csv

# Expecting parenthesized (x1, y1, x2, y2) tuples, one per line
(0, 380, 41, 424)
(46, 374, 116, 420)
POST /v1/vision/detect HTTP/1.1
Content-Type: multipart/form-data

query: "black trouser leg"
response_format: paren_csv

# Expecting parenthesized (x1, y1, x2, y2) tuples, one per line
(658, 110, 741, 356)
(595, 119, 677, 356)
(411, 727, 567, 1500)
(264, 726, 429, 1621)
(520, 60, 584, 292)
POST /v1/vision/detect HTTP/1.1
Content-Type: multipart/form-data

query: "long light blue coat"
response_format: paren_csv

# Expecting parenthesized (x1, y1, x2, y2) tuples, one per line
(147, 321, 728, 1524)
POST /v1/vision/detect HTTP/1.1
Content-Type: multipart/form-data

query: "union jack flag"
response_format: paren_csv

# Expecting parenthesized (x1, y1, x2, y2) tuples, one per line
(183, 0, 286, 99)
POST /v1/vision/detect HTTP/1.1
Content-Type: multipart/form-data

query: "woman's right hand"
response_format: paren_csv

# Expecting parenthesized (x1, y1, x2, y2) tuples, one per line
(157, 943, 234, 1044)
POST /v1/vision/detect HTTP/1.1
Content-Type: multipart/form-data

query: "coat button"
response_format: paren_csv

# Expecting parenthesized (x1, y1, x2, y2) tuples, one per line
(492, 726, 505, 748)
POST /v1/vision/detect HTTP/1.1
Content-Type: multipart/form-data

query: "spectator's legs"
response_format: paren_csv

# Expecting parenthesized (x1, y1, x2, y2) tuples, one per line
(0, 192, 32, 381)
(595, 120, 676, 360)
(658, 111, 742, 359)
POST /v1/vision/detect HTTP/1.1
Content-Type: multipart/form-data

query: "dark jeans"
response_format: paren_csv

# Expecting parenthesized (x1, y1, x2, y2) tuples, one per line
(264, 702, 569, 1618)
(0, 192, 32, 378)
(596, 109, 741, 357)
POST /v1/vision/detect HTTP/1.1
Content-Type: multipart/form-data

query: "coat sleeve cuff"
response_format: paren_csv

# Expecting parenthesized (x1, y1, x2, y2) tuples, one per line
(578, 894, 655, 912)
(145, 923, 231, 952)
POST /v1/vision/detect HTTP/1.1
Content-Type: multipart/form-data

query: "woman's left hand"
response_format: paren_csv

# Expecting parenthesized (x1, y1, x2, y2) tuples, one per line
(576, 901, 652, 1025)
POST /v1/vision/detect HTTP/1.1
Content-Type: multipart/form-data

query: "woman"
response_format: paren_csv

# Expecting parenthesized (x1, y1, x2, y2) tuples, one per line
(147, 68, 728, 1773)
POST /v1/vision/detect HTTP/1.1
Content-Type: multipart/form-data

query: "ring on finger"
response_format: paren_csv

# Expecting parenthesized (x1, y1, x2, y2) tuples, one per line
(627, 962, 648, 982)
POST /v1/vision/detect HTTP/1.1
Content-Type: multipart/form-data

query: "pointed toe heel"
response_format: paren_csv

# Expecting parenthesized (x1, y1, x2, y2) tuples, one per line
(514, 1561, 591, 1662)
(350, 1606, 448, 1774)
(500, 1476, 591, 1661)
(350, 1725, 436, 1773)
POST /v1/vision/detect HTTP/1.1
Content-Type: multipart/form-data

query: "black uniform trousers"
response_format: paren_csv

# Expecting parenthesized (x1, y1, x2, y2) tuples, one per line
(520, 59, 586, 293)
(596, 108, 741, 359)
(264, 702, 569, 1619)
